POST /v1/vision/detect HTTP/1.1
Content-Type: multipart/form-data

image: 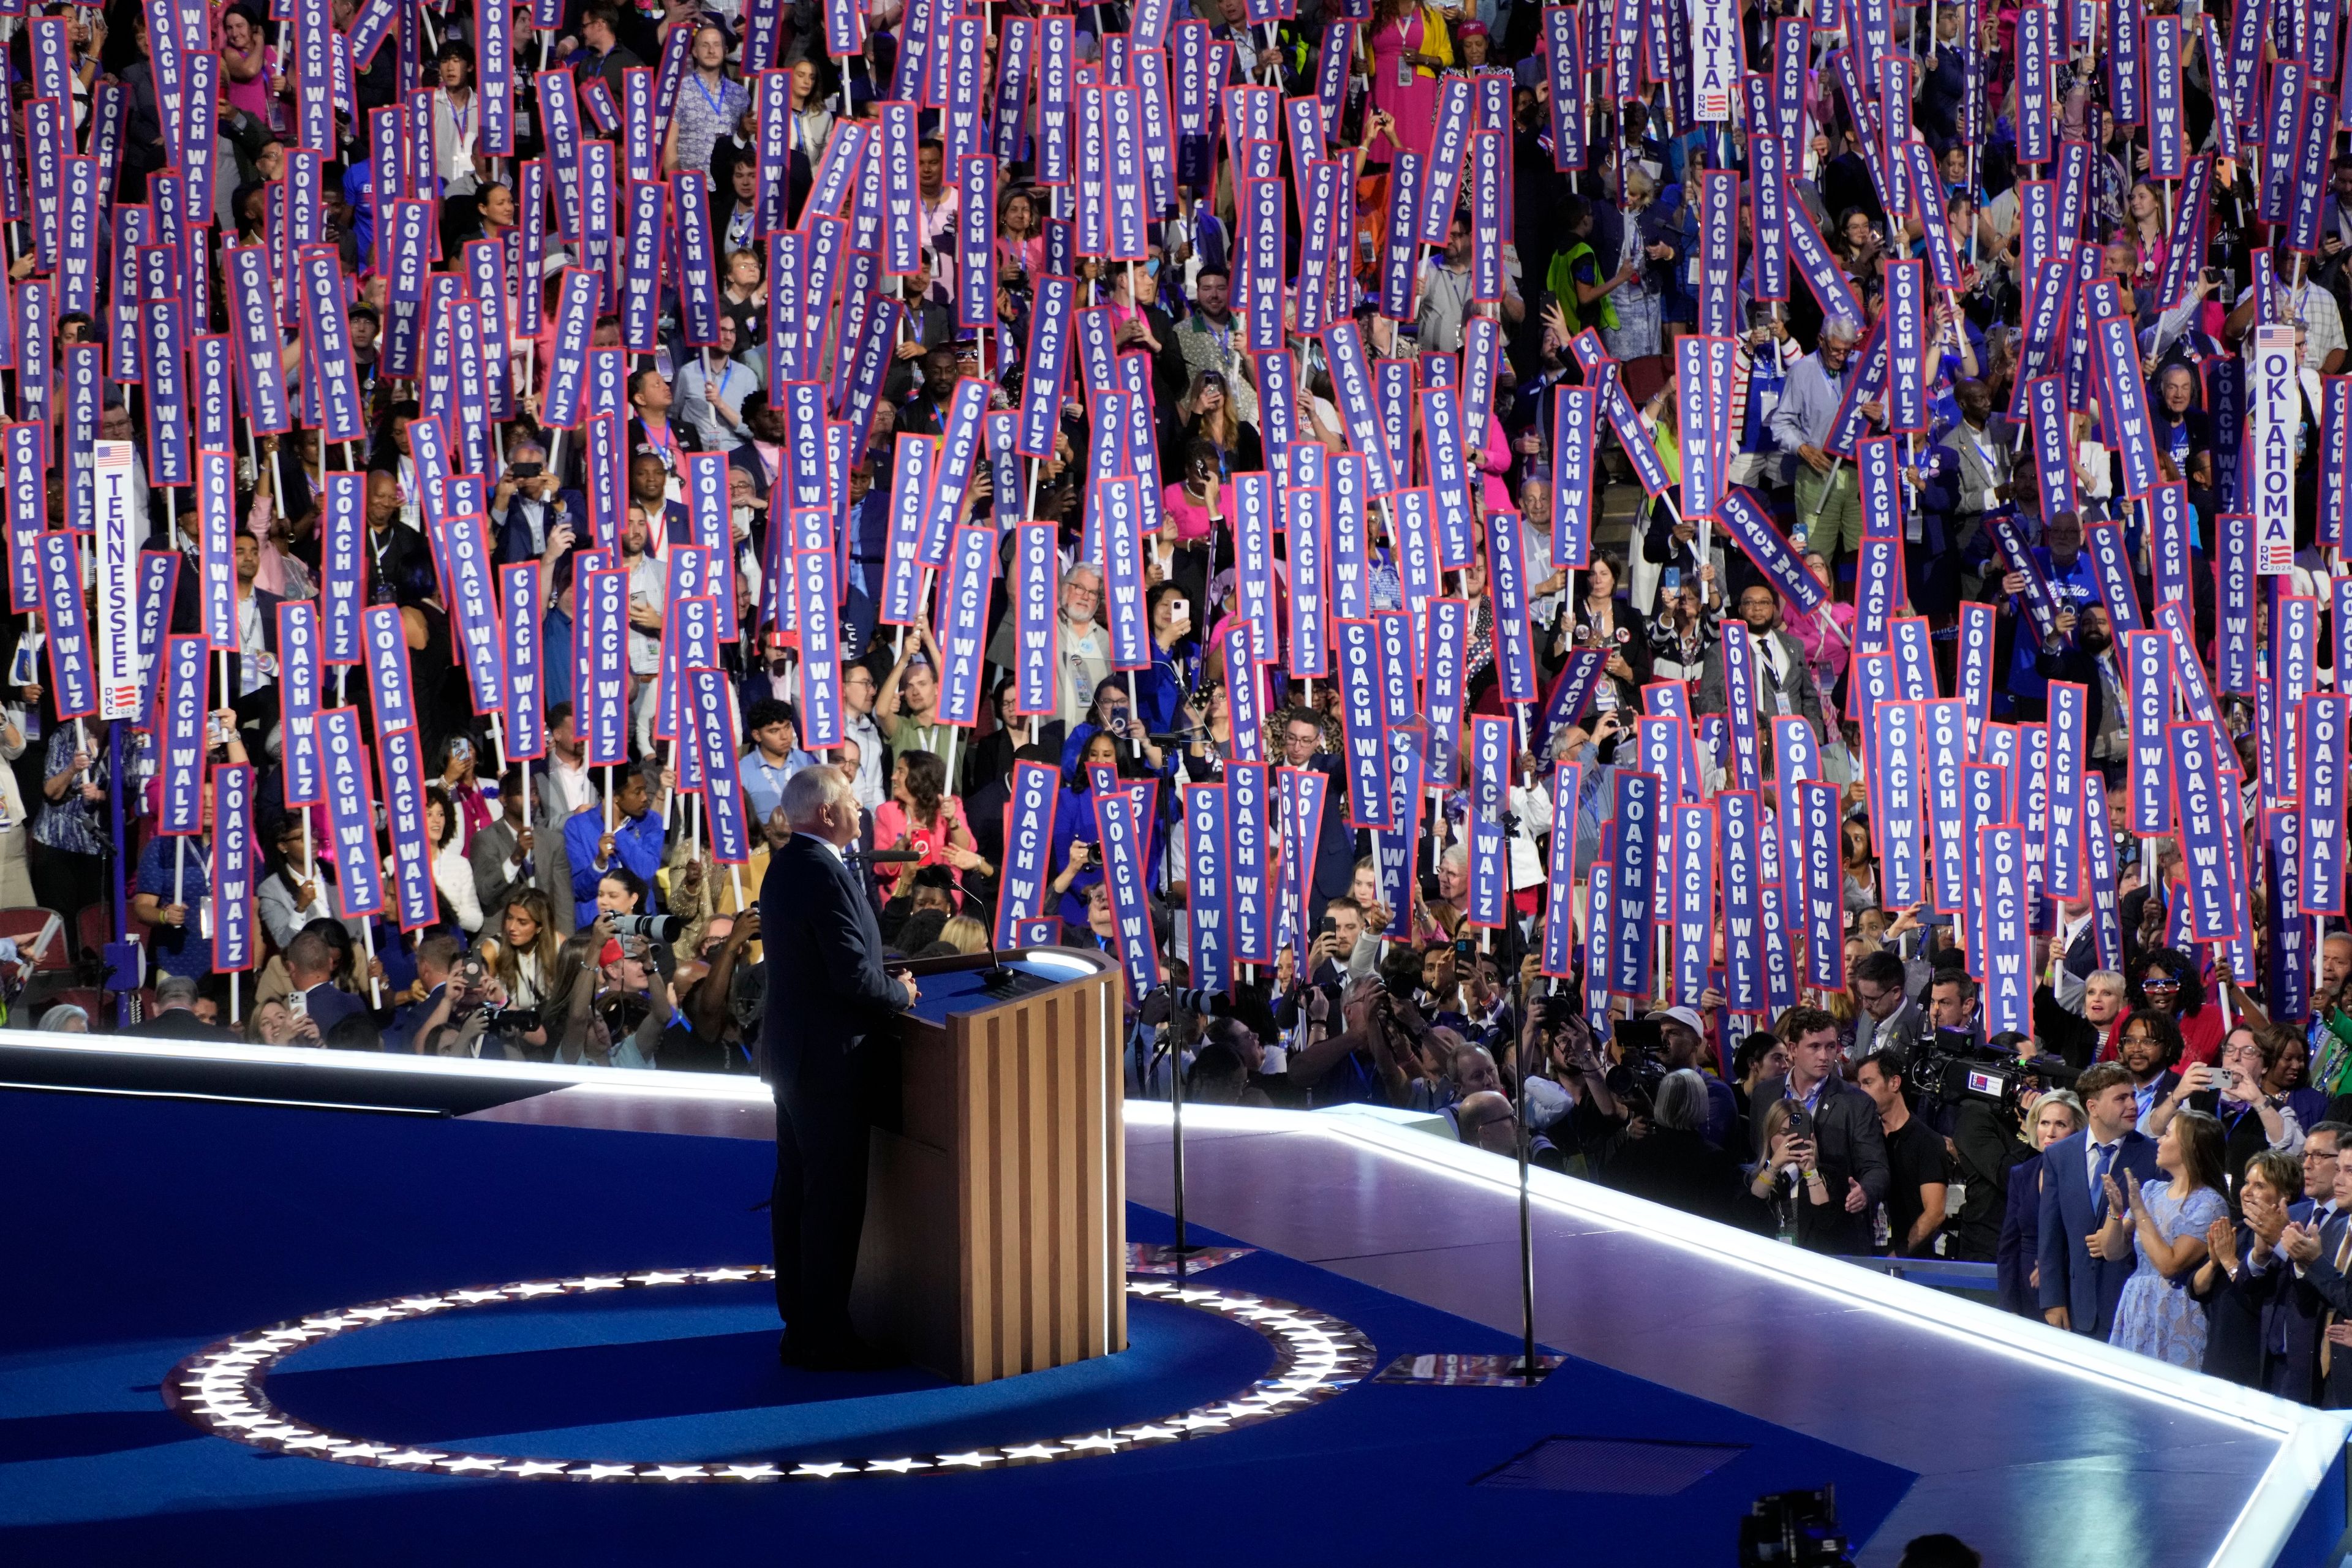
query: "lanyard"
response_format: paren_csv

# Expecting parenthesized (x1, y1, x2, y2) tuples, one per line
(692, 72, 729, 120)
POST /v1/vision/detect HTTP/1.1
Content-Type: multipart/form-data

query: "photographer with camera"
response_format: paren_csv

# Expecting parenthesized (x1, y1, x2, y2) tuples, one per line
(389, 935, 523, 1060)
(1599, 1023, 1775, 1233)
(1286, 951, 1445, 1110)
(549, 911, 684, 1070)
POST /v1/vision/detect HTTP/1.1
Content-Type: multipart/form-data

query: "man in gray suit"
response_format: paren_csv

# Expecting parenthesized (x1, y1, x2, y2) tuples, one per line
(1697, 587, 1826, 777)
(469, 766, 576, 935)
(1748, 1006, 1891, 1256)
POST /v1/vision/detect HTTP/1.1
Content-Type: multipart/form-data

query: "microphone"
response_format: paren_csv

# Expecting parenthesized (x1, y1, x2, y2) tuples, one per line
(851, 846, 926, 863)
(937, 864, 1020, 990)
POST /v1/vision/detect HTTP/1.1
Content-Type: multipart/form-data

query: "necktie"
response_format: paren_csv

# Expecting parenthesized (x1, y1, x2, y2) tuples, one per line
(2090, 1142, 2118, 1221)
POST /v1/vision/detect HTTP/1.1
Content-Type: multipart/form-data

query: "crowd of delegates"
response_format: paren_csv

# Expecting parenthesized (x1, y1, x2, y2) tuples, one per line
(6, 0, 2352, 1404)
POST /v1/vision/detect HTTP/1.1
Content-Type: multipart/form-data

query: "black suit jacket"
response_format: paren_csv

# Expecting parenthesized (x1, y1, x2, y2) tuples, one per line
(120, 1006, 235, 1044)
(1747, 1072, 1891, 1255)
(756, 835, 911, 1088)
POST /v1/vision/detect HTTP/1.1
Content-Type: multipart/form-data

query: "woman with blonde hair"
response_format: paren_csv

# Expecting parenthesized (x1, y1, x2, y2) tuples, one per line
(938, 914, 990, 956)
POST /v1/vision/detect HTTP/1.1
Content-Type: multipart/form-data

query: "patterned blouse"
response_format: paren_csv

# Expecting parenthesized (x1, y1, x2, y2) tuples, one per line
(32, 726, 110, 857)
(671, 71, 752, 175)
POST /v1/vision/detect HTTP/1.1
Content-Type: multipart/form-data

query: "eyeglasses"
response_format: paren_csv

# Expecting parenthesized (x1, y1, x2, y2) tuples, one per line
(2142, 978, 2180, 992)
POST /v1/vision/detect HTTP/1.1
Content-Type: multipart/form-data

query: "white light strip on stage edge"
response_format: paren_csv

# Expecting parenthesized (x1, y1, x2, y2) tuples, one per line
(15, 1032, 2343, 1562)
(1128, 1102, 2352, 1568)
(0, 1033, 777, 1099)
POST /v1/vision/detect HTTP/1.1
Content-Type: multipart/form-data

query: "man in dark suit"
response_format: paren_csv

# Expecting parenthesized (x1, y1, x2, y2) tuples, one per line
(284, 930, 365, 1036)
(760, 764, 921, 1370)
(2221, 1129, 2350, 1401)
(491, 435, 589, 569)
(382, 935, 461, 1055)
(226, 533, 284, 739)
(120, 973, 236, 1042)
(1276, 709, 1359, 929)
(2039, 1062, 2163, 1338)
(1747, 1006, 1890, 1255)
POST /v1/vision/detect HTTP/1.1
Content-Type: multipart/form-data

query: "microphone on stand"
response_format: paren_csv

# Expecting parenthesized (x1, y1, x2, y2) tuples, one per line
(939, 864, 1020, 990)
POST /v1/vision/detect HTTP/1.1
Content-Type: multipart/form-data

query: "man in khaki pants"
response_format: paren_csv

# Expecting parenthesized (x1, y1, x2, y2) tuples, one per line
(1771, 316, 1867, 565)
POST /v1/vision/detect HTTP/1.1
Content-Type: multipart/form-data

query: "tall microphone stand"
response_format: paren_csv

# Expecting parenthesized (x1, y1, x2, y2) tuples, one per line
(1169, 986, 1190, 1284)
(1494, 829, 1546, 1387)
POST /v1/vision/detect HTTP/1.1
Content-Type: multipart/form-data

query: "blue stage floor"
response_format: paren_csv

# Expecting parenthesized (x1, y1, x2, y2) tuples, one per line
(3, 1089, 1917, 1565)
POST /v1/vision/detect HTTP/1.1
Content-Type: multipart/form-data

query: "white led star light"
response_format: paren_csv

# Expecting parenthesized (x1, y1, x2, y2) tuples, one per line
(164, 1267, 1373, 1483)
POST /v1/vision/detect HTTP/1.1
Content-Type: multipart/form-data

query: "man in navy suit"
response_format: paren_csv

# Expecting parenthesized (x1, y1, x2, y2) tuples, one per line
(491, 434, 588, 569)
(1276, 709, 1359, 928)
(2040, 1062, 2163, 1336)
(760, 764, 919, 1370)
(284, 930, 365, 1036)
(2275, 1130, 2352, 1405)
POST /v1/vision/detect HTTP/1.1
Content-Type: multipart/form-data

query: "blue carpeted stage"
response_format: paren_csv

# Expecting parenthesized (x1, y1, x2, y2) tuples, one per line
(2, 1037, 2346, 1566)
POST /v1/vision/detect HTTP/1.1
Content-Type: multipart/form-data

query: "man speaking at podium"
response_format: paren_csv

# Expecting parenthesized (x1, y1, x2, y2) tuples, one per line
(761, 765, 920, 1371)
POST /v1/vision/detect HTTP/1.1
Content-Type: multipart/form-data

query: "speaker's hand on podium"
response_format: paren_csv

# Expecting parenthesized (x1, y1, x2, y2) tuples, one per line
(892, 968, 920, 1008)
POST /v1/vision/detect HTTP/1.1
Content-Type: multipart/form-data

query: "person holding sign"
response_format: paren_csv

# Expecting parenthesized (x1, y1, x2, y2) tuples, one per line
(132, 712, 252, 979)
(1770, 317, 1866, 566)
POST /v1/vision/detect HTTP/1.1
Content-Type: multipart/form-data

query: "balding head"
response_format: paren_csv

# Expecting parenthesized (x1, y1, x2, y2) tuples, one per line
(1455, 1090, 1519, 1156)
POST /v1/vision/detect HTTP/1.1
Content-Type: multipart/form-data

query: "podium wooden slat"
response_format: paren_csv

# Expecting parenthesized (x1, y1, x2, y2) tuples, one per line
(850, 949, 1125, 1384)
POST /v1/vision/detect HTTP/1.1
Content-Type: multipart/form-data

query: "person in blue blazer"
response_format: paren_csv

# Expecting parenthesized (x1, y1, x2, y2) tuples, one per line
(1997, 1092, 2085, 1316)
(2040, 1062, 2163, 1338)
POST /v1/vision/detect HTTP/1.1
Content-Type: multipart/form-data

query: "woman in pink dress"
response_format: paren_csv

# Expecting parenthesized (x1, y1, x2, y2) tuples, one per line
(1365, 0, 1452, 165)
(1783, 549, 1856, 719)
(873, 749, 977, 899)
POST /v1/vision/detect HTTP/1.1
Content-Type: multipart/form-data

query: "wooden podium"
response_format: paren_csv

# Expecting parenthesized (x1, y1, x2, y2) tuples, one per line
(848, 946, 1128, 1385)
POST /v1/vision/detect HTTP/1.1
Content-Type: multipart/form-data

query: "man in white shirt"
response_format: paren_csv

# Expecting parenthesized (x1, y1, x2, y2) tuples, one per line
(839, 660, 886, 812)
(541, 703, 602, 824)
(431, 42, 484, 197)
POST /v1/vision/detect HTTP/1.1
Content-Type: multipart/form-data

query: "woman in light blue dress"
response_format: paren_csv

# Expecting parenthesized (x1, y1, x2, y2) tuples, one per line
(2099, 1109, 2231, 1368)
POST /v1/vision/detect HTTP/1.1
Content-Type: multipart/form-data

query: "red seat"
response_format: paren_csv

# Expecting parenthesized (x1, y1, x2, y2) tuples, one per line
(75, 903, 111, 960)
(40, 987, 105, 1023)
(0, 907, 70, 972)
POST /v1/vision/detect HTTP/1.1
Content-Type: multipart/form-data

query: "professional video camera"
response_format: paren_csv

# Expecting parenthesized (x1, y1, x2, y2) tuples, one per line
(1909, 1027, 2078, 1129)
(1608, 1017, 1670, 1112)
(1738, 1486, 1855, 1568)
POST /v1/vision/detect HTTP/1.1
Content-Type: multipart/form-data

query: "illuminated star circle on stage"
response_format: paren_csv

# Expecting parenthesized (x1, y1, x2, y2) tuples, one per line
(164, 1267, 1375, 1482)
